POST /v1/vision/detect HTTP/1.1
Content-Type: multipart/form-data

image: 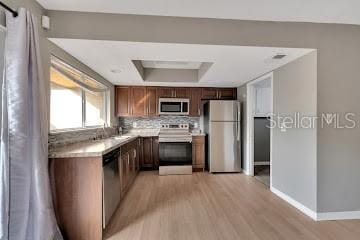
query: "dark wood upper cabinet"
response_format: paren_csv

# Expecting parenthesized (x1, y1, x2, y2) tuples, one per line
(201, 88, 218, 100)
(174, 88, 190, 98)
(116, 86, 237, 117)
(146, 87, 158, 116)
(131, 87, 147, 116)
(158, 87, 174, 98)
(190, 88, 202, 117)
(157, 87, 189, 98)
(117, 86, 158, 117)
(218, 88, 237, 100)
(201, 88, 236, 100)
(116, 87, 131, 116)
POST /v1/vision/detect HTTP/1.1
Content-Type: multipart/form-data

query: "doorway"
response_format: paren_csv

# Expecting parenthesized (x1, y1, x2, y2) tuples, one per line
(246, 73, 273, 187)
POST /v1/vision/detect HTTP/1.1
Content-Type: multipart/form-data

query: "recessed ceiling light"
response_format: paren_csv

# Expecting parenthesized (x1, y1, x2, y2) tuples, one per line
(110, 69, 122, 73)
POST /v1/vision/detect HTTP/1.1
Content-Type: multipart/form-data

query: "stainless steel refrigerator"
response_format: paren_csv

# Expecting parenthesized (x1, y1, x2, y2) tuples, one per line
(203, 101, 241, 173)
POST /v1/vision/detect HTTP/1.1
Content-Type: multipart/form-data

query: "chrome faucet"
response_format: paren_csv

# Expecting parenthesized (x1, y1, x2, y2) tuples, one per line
(94, 123, 108, 140)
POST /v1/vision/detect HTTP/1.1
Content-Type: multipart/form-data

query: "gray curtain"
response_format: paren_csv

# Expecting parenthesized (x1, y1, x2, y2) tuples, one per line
(0, 24, 9, 239)
(0, 8, 62, 240)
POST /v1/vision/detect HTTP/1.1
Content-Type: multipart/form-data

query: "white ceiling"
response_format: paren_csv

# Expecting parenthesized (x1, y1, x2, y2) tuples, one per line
(49, 39, 313, 87)
(37, 0, 360, 25)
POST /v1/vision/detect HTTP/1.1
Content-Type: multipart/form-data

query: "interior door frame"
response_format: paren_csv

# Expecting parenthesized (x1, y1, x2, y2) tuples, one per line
(245, 72, 273, 186)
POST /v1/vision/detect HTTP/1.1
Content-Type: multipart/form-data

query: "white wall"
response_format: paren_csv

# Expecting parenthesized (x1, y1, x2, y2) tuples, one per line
(238, 51, 317, 212)
(272, 51, 318, 211)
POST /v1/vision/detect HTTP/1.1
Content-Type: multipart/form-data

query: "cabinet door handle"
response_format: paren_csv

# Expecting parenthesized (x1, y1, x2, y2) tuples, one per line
(198, 108, 200, 116)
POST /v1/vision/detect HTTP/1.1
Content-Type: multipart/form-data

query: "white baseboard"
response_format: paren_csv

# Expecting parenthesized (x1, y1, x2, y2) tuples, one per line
(270, 187, 317, 220)
(270, 187, 360, 221)
(317, 211, 360, 221)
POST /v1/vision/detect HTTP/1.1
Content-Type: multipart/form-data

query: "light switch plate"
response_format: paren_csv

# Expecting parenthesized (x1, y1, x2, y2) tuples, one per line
(42, 16, 50, 29)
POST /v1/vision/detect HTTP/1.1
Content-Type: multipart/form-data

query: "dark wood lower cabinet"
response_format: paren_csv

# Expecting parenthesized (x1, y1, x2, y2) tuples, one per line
(50, 136, 205, 239)
(135, 138, 141, 171)
(141, 137, 153, 169)
(152, 137, 159, 168)
(50, 138, 140, 240)
(120, 151, 130, 195)
(50, 157, 103, 240)
(120, 139, 140, 195)
(192, 136, 205, 170)
(140, 137, 159, 170)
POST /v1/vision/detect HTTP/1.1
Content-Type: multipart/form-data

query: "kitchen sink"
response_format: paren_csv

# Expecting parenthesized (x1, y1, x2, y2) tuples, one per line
(111, 135, 132, 141)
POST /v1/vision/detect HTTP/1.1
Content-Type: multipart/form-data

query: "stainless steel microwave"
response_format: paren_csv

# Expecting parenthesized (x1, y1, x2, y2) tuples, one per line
(158, 98, 190, 115)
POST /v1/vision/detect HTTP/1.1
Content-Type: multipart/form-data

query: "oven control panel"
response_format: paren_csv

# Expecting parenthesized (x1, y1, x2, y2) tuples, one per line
(160, 123, 189, 130)
(159, 123, 192, 143)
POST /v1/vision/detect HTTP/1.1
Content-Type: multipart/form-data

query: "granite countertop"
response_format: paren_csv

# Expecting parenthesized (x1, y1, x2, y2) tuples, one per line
(49, 129, 206, 159)
(49, 135, 139, 159)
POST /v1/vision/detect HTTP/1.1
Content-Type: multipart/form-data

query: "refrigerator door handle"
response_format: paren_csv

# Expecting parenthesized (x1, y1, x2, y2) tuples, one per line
(237, 104, 241, 141)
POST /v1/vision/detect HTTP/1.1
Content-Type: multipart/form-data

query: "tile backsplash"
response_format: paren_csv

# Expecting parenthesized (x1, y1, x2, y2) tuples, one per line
(49, 116, 200, 148)
(49, 127, 118, 148)
(119, 116, 200, 132)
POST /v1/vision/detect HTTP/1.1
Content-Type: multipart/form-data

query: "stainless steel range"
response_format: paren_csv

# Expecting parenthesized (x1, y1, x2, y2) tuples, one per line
(158, 123, 193, 175)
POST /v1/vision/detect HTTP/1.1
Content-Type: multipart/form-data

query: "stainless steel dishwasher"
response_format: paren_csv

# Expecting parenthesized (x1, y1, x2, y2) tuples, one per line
(102, 148, 121, 228)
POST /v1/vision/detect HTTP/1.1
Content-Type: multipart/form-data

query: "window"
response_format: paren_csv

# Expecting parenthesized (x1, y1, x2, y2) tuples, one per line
(50, 56, 109, 131)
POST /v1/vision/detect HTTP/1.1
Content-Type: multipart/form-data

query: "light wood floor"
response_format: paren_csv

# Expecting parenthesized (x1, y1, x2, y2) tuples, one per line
(105, 171, 360, 240)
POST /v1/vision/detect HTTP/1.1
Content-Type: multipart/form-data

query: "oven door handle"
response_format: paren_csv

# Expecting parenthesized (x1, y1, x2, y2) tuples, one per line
(159, 139, 192, 143)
